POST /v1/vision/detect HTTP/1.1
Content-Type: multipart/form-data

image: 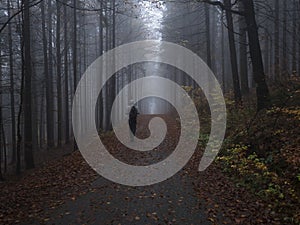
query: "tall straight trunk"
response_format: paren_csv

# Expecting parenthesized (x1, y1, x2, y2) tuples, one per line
(83, 14, 87, 70)
(242, 0, 270, 110)
(298, 0, 300, 75)
(98, 3, 104, 130)
(221, 10, 225, 92)
(105, 0, 116, 131)
(73, 0, 77, 93)
(23, 0, 34, 169)
(264, 28, 270, 77)
(7, 0, 16, 163)
(111, 0, 116, 127)
(39, 90, 45, 148)
(211, 8, 217, 73)
(0, 50, 3, 180)
(292, 0, 297, 74)
(73, 0, 78, 150)
(282, 0, 287, 75)
(224, 0, 242, 104)
(56, 1, 62, 147)
(2, 124, 7, 173)
(239, 2, 249, 94)
(0, 104, 3, 181)
(31, 53, 38, 153)
(64, 3, 70, 143)
(205, 4, 212, 68)
(274, 0, 280, 79)
(44, 0, 54, 148)
(16, 0, 23, 174)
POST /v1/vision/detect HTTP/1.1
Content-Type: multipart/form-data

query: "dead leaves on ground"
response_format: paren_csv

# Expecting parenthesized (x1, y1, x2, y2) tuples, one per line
(0, 151, 98, 224)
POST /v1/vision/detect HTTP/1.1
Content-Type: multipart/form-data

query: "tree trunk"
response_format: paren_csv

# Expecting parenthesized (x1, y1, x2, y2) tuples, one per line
(98, 2, 104, 130)
(64, 3, 70, 143)
(7, 0, 17, 164)
(282, 0, 287, 75)
(2, 124, 7, 173)
(0, 104, 3, 181)
(224, 0, 242, 104)
(205, 4, 212, 69)
(298, 0, 300, 76)
(239, 1, 249, 95)
(292, 0, 297, 74)
(56, 1, 62, 147)
(264, 27, 270, 77)
(73, 0, 78, 150)
(0, 50, 4, 181)
(23, 0, 34, 169)
(16, 0, 23, 175)
(274, 0, 280, 79)
(73, 0, 77, 94)
(39, 89, 45, 148)
(43, 0, 54, 148)
(221, 10, 226, 92)
(241, 0, 270, 111)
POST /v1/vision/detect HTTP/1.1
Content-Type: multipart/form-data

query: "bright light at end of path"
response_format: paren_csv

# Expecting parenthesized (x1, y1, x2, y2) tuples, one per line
(72, 40, 227, 186)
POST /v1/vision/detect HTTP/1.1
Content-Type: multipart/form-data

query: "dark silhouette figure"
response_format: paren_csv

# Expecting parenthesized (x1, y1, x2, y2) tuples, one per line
(129, 106, 139, 139)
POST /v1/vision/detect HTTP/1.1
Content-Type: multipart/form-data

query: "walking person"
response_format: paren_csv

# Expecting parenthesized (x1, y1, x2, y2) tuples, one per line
(128, 103, 139, 141)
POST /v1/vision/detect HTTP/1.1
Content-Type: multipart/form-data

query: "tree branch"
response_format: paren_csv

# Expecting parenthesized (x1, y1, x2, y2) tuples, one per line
(202, 0, 245, 16)
(0, 0, 44, 34)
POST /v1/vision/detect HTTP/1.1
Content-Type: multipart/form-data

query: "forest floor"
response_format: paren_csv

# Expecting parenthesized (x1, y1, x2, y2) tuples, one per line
(0, 114, 292, 225)
(0, 80, 299, 225)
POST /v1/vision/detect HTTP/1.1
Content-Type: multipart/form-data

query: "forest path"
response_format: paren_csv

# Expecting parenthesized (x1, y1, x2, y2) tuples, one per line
(7, 115, 270, 225)
(39, 115, 212, 224)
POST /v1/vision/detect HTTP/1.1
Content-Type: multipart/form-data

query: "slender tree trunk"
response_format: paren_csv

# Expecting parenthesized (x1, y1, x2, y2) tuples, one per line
(39, 89, 45, 148)
(224, 0, 242, 104)
(282, 0, 287, 75)
(73, 0, 78, 150)
(205, 4, 212, 68)
(98, 3, 104, 130)
(48, 0, 55, 147)
(16, 0, 23, 175)
(242, 0, 270, 110)
(0, 51, 4, 181)
(239, 2, 249, 95)
(0, 106, 3, 181)
(56, 1, 62, 147)
(16, 69, 24, 175)
(298, 0, 300, 75)
(2, 125, 7, 173)
(23, 0, 34, 169)
(64, 3, 70, 143)
(221, 11, 225, 92)
(264, 27, 270, 77)
(211, 8, 217, 73)
(292, 0, 297, 74)
(274, 0, 280, 79)
(43, 0, 54, 148)
(7, 0, 17, 164)
(31, 55, 38, 154)
(73, 0, 77, 93)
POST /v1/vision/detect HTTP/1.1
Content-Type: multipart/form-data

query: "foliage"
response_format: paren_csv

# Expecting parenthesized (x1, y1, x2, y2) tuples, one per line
(217, 81, 300, 224)
(185, 78, 300, 224)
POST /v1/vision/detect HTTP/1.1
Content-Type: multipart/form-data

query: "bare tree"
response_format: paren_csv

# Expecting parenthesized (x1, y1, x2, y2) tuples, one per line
(23, 0, 34, 169)
(7, 0, 17, 163)
(274, 0, 280, 79)
(56, 0, 62, 147)
(224, 0, 241, 104)
(238, 1, 249, 94)
(241, 0, 270, 110)
(64, 3, 70, 143)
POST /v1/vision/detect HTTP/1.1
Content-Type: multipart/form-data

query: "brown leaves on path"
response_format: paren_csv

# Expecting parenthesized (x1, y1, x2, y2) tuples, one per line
(0, 151, 98, 224)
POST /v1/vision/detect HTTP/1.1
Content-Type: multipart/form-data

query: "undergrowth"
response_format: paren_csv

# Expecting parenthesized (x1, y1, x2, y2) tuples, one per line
(186, 77, 300, 224)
